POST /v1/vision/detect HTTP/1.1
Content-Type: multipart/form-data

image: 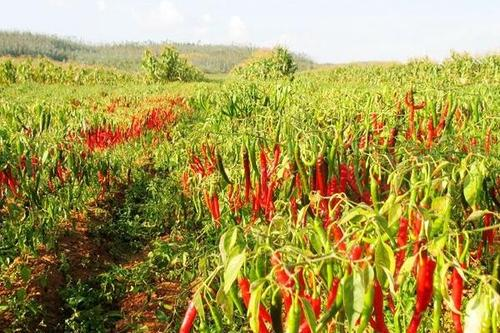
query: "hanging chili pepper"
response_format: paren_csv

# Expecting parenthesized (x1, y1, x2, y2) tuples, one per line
(407, 251, 436, 333)
(425, 117, 435, 148)
(216, 152, 232, 185)
(271, 252, 294, 317)
(270, 290, 283, 333)
(388, 127, 398, 153)
(326, 278, 340, 309)
(450, 265, 464, 333)
(179, 300, 198, 333)
(373, 279, 389, 333)
(431, 262, 443, 333)
(357, 275, 375, 333)
(485, 127, 491, 155)
(395, 216, 409, 277)
(286, 293, 300, 333)
(244, 148, 252, 202)
(482, 213, 494, 255)
(238, 277, 272, 329)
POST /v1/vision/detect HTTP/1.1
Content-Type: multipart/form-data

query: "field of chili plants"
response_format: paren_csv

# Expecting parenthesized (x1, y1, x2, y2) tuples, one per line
(0, 53, 499, 332)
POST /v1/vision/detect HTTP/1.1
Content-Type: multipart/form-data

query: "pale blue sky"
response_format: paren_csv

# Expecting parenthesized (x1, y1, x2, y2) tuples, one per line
(2, 0, 499, 63)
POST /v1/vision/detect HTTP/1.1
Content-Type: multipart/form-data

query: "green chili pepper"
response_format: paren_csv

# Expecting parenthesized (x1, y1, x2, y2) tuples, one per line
(294, 144, 309, 192)
(270, 289, 283, 333)
(228, 283, 245, 316)
(370, 167, 379, 212)
(247, 139, 260, 178)
(286, 292, 300, 333)
(431, 264, 443, 333)
(312, 218, 333, 286)
(356, 275, 375, 333)
(493, 254, 499, 294)
(216, 152, 232, 185)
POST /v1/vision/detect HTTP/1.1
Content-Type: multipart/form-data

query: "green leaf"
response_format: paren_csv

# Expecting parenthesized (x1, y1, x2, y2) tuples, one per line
(463, 162, 485, 208)
(375, 240, 395, 286)
(388, 203, 403, 232)
(19, 265, 31, 283)
(431, 196, 451, 217)
(397, 255, 416, 287)
(248, 281, 264, 333)
(379, 193, 395, 216)
(193, 291, 205, 322)
(344, 269, 366, 329)
(463, 290, 487, 333)
(429, 235, 447, 258)
(343, 273, 354, 327)
(224, 252, 246, 293)
(216, 286, 233, 320)
(155, 309, 169, 322)
(348, 206, 373, 220)
(220, 227, 241, 265)
(301, 297, 318, 332)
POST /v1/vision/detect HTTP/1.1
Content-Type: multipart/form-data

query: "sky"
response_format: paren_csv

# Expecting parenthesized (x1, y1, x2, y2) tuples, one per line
(1, 0, 499, 63)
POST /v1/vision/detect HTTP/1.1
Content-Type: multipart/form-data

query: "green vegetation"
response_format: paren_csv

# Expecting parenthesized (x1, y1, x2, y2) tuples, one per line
(0, 31, 315, 73)
(232, 47, 298, 80)
(0, 57, 135, 85)
(0, 52, 498, 333)
(142, 47, 205, 83)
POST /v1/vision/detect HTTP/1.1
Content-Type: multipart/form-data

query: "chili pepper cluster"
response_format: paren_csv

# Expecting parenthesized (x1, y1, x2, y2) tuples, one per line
(180, 91, 499, 333)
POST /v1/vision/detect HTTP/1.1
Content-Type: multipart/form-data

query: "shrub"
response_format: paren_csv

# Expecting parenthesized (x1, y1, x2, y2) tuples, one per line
(141, 47, 205, 83)
(232, 47, 298, 80)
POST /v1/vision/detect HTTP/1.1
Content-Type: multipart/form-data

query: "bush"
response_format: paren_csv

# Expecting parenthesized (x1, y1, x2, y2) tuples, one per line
(141, 47, 205, 83)
(232, 47, 298, 80)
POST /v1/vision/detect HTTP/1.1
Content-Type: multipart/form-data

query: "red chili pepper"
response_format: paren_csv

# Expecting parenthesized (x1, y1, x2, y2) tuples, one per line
(350, 245, 363, 261)
(315, 155, 328, 196)
(404, 91, 426, 140)
(395, 217, 409, 277)
(271, 252, 294, 288)
(211, 193, 221, 226)
(388, 127, 398, 152)
(1, 168, 18, 196)
(326, 278, 341, 310)
(411, 211, 422, 255)
(272, 144, 281, 173)
(407, 251, 436, 333)
(482, 213, 494, 255)
(425, 117, 435, 148)
(435, 102, 448, 136)
(259, 148, 269, 203)
(349, 245, 363, 272)
(243, 149, 252, 202)
(373, 279, 389, 333)
(179, 300, 198, 333)
(485, 127, 491, 155)
(238, 277, 272, 331)
(451, 265, 464, 333)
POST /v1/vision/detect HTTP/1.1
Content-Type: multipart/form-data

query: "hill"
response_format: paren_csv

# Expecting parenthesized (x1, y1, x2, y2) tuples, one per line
(0, 31, 315, 73)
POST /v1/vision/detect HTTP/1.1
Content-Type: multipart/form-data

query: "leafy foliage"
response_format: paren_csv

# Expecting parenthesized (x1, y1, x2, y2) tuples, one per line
(232, 47, 298, 80)
(141, 47, 205, 83)
(0, 57, 135, 85)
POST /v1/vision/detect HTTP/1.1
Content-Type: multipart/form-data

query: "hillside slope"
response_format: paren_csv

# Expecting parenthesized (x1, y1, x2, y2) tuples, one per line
(0, 31, 315, 73)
